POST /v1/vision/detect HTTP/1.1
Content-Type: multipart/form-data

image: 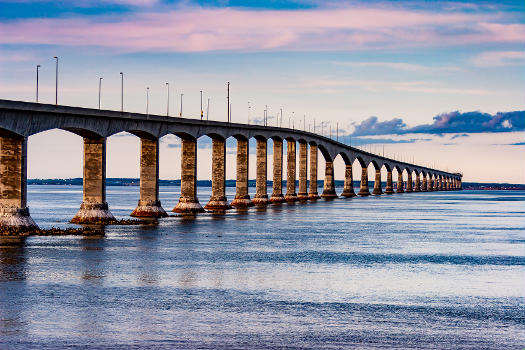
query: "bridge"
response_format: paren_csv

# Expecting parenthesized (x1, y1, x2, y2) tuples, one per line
(0, 99, 462, 231)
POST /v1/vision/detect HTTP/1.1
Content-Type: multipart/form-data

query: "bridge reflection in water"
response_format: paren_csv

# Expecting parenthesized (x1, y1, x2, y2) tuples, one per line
(0, 99, 462, 231)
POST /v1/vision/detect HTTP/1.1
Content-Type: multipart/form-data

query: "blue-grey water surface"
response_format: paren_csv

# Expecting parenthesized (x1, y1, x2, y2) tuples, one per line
(1, 186, 524, 349)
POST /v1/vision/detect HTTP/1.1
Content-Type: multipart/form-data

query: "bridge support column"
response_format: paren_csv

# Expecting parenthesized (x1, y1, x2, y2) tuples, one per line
(372, 168, 383, 195)
(415, 174, 421, 192)
(358, 167, 370, 196)
(321, 161, 337, 198)
(0, 136, 38, 232)
(231, 138, 253, 207)
(285, 140, 298, 202)
(270, 139, 285, 203)
(253, 139, 270, 206)
(131, 138, 167, 217)
(72, 137, 115, 223)
(396, 172, 404, 193)
(205, 138, 231, 210)
(341, 164, 356, 197)
(308, 144, 320, 199)
(385, 171, 394, 194)
(434, 177, 439, 191)
(297, 142, 308, 200)
(459, 178, 462, 190)
(174, 138, 205, 213)
(428, 177, 433, 191)
(406, 173, 413, 192)
(422, 176, 428, 191)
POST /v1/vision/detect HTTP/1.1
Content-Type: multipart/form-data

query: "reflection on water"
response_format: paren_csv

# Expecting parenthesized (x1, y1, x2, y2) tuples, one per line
(0, 186, 524, 350)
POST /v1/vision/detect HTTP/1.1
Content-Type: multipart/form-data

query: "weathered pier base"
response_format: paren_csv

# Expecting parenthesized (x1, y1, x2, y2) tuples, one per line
(341, 164, 356, 197)
(372, 168, 383, 195)
(173, 138, 205, 213)
(358, 167, 370, 196)
(205, 138, 231, 210)
(131, 138, 167, 217)
(308, 144, 320, 199)
(253, 138, 270, 206)
(406, 173, 413, 193)
(231, 138, 253, 207)
(385, 170, 394, 194)
(72, 137, 115, 224)
(297, 141, 309, 200)
(270, 139, 286, 203)
(285, 140, 298, 202)
(396, 171, 404, 193)
(415, 174, 421, 192)
(422, 176, 428, 191)
(321, 161, 338, 199)
(0, 136, 38, 231)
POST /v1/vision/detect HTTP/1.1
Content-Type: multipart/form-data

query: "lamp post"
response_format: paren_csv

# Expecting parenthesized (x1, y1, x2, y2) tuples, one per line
(36, 65, 40, 103)
(200, 90, 203, 120)
(166, 83, 169, 116)
(53, 56, 58, 105)
(179, 93, 183, 117)
(248, 102, 251, 125)
(146, 87, 149, 115)
(206, 98, 210, 121)
(120, 72, 124, 112)
(98, 77, 102, 109)
(227, 82, 230, 123)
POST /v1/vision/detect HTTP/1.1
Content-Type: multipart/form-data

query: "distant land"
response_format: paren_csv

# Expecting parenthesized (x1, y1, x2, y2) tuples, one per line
(27, 178, 525, 190)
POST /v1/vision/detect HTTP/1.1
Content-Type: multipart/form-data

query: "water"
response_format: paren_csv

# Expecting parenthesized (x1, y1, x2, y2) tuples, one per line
(1, 186, 524, 349)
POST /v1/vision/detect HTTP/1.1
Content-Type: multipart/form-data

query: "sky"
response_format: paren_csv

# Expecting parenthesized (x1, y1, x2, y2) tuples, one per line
(1, 0, 524, 184)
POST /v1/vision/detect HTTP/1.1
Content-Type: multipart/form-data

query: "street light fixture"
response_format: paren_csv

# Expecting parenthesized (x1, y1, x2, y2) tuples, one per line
(179, 93, 183, 117)
(166, 83, 170, 116)
(98, 77, 103, 109)
(36, 65, 40, 103)
(146, 87, 150, 115)
(200, 90, 203, 120)
(120, 72, 124, 112)
(53, 56, 58, 105)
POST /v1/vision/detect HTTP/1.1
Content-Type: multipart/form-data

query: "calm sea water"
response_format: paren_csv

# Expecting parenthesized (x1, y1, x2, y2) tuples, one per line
(1, 185, 524, 350)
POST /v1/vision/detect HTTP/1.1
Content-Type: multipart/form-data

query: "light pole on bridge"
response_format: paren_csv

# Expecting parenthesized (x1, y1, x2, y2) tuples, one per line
(166, 83, 170, 116)
(146, 87, 149, 115)
(120, 72, 124, 112)
(98, 77, 102, 110)
(179, 93, 183, 117)
(53, 56, 58, 106)
(36, 64, 40, 103)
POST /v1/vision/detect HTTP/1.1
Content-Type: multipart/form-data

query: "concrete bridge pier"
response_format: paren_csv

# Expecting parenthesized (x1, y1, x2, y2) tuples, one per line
(131, 138, 167, 217)
(231, 138, 254, 207)
(270, 139, 286, 203)
(406, 173, 413, 192)
(372, 168, 383, 195)
(321, 161, 338, 198)
(385, 170, 394, 194)
(253, 138, 270, 206)
(72, 137, 115, 223)
(396, 172, 404, 193)
(433, 177, 439, 191)
(285, 140, 298, 202)
(0, 136, 38, 232)
(414, 174, 421, 192)
(358, 167, 371, 196)
(341, 164, 356, 197)
(174, 138, 205, 213)
(297, 141, 309, 200)
(422, 176, 428, 191)
(205, 138, 231, 210)
(428, 176, 434, 192)
(308, 144, 320, 199)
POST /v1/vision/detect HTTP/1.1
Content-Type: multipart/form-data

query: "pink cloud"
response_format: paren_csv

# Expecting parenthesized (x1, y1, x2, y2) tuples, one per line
(0, 5, 522, 53)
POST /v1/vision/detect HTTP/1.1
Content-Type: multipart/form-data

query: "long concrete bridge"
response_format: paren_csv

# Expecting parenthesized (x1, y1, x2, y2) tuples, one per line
(0, 99, 462, 230)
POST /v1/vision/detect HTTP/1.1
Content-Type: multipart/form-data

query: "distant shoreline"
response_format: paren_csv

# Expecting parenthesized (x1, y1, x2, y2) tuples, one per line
(27, 178, 525, 190)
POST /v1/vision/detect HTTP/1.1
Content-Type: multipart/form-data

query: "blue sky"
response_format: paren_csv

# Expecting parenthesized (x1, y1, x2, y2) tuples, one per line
(0, 0, 524, 183)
